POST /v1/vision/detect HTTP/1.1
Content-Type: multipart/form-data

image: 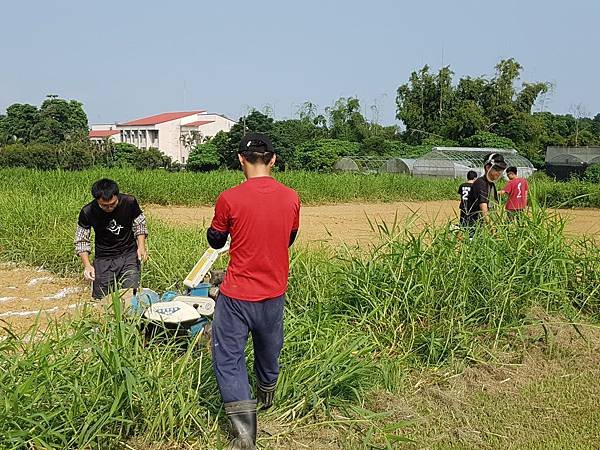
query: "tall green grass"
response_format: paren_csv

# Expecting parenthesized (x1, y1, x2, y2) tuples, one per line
(1, 167, 598, 207)
(0, 170, 598, 447)
(2, 215, 597, 448)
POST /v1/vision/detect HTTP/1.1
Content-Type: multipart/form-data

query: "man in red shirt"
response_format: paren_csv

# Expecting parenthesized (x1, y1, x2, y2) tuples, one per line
(499, 166, 528, 219)
(207, 133, 300, 450)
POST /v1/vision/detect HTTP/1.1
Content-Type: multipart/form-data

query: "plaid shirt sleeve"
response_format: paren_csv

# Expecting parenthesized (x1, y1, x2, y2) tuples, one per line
(74, 225, 91, 256)
(133, 213, 148, 237)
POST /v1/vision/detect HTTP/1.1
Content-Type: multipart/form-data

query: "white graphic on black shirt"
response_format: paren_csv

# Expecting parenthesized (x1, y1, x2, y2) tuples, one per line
(461, 186, 471, 201)
(107, 219, 124, 235)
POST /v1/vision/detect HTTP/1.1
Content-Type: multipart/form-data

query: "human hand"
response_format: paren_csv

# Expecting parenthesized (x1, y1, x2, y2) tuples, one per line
(83, 264, 95, 281)
(137, 246, 148, 263)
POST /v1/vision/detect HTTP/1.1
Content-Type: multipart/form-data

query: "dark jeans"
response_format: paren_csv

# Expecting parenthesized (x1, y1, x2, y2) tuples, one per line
(460, 212, 475, 238)
(92, 251, 140, 299)
(507, 209, 524, 221)
(211, 293, 285, 403)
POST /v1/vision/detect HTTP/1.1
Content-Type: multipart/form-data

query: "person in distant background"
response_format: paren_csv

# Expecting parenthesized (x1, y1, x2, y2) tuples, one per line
(458, 170, 478, 228)
(74, 178, 148, 300)
(499, 166, 528, 220)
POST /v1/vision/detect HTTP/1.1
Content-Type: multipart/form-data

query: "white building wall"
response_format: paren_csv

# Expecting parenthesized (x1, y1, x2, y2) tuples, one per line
(89, 124, 122, 143)
(119, 127, 154, 148)
(197, 115, 235, 138)
(156, 121, 184, 162)
(179, 114, 202, 126)
(91, 123, 116, 131)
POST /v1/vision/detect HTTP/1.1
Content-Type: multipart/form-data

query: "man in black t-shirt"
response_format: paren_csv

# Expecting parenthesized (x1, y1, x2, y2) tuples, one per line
(465, 153, 508, 227)
(458, 170, 478, 227)
(74, 179, 148, 299)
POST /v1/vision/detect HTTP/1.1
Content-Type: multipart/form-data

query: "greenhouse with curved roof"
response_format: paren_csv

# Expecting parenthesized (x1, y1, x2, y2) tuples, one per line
(545, 146, 600, 180)
(412, 147, 535, 179)
(333, 156, 415, 175)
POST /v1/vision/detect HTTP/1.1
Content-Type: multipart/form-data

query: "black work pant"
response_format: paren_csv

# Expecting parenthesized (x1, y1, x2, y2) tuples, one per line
(92, 251, 140, 299)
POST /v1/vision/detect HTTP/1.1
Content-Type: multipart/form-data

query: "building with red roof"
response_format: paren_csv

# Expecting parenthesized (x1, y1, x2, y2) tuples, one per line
(89, 125, 122, 145)
(89, 110, 236, 163)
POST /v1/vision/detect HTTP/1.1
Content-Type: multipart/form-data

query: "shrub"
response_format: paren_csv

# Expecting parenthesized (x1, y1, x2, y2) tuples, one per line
(133, 147, 172, 170)
(56, 140, 94, 170)
(109, 143, 172, 170)
(462, 131, 516, 149)
(584, 163, 600, 183)
(187, 142, 221, 172)
(0, 141, 95, 170)
(109, 143, 139, 167)
(0, 143, 57, 169)
(292, 139, 359, 172)
(360, 137, 409, 156)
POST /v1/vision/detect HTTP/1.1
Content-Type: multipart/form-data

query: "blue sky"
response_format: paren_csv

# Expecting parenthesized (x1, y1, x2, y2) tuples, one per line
(1, 0, 598, 125)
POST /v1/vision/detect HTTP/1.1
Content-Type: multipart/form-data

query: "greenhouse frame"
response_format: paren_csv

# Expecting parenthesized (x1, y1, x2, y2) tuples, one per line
(412, 147, 535, 179)
(333, 156, 415, 175)
(545, 146, 600, 180)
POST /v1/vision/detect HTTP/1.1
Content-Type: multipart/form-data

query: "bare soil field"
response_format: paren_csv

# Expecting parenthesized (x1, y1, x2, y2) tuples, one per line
(0, 263, 88, 333)
(147, 200, 600, 246)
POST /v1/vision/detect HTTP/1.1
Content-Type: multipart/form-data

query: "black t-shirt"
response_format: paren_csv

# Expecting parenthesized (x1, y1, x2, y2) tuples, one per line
(458, 183, 473, 214)
(465, 176, 498, 223)
(78, 194, 142, 258)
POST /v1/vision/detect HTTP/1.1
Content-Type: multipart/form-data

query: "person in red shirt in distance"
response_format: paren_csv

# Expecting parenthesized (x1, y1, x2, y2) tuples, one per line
(207, 133, 300, 450)
(499, 166, 528, 220)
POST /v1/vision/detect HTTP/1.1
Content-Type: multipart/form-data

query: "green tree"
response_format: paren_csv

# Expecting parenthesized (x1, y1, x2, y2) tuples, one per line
(291, 139, 359, 172)
(109, 143, 139, 167)
(462, 131, 515, 148)
(396, 65, 462, 143)
(209, 131, 231, 167)
(0, 103, 39, 144)
(273, 118, 328, 167)
(396, 58, 551, 161)
(584, 163, 600, 183)
(132, 147, 171, 170)
(326, 97, 369, 142)
(187, 141, 221, 171)
(32, 96, 88, 144)
(0, 143, 57, 168)
(441, 100, 488, 141)
(224, 110, 275, 169)
(56, 140, 94, 170)
(361, 136, 406, 156)
(591, 114, 600, 139)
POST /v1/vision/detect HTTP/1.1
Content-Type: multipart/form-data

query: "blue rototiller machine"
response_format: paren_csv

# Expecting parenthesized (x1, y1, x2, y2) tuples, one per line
(130, 243, 229, 341)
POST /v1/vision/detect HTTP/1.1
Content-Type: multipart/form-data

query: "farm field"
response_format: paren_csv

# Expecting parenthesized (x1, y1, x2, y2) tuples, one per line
(0, 169, 598, 449)
(2, 198, 599, 340)
(147, 200, 600, 245)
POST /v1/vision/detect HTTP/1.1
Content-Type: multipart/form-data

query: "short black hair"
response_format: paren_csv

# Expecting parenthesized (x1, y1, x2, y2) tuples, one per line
(238, 133, 275, 165)
(240, 149, 275, 165)
(467, 170, 478, 180)
(506, 166, 517, 175)
(483, 152, 507, 171)
(91, 178, 119, 200)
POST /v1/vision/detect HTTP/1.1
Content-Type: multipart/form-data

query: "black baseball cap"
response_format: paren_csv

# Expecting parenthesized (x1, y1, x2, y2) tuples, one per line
(238, 133, 275, 154)
(484, 153, 508, 171)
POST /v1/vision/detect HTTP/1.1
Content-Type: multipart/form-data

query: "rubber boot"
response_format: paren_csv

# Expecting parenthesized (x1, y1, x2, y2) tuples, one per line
(256, 380, 276, 410)
(224, 400, 257, 450)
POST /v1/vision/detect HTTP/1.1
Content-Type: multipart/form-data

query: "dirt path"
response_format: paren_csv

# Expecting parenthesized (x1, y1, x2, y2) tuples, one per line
(0, 263, 89, 333)
(146, 200, 600, 245)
